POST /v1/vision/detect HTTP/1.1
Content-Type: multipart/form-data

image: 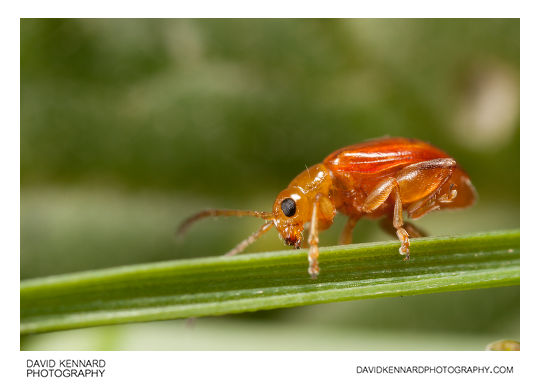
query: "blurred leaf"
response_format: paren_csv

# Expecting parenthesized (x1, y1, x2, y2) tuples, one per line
(20, 19, 520, 200)
(21, 230, 519, 335)
(485, 339, 520, 351)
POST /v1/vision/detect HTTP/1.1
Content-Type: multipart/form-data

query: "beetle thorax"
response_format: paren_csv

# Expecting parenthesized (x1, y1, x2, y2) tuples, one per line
(288, 164, 333, 197)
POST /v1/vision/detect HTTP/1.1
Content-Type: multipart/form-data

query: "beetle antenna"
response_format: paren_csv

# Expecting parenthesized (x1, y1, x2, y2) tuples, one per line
(177, 209, 274, 237)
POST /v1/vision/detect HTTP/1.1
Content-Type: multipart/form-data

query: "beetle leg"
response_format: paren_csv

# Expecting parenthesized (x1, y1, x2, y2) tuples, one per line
(407, 198, 440, 219)
(438, 185, 458, 203)
(362, 178, 399, 213)
(391, 186, 411, 260)
(339, 216, 359, 245)
(362, 178, 411, 259)
(407, 176, 458, 219)
(362, 178, 412, 259)
(380, 217, 427, 238)
(307, 195, 322, 279)
(225, 221, 274, 256)
(396, 227, 410, 260)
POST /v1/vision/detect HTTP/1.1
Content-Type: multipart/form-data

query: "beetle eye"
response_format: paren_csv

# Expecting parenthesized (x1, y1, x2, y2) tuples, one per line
(281, 198, 296, 217)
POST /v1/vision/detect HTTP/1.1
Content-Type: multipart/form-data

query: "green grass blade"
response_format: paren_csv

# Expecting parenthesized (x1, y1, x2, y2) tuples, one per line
(20, 230, 519, 335)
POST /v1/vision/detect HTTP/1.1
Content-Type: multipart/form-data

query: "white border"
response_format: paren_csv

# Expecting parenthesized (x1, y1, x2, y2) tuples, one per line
(4, 2, 535, 383)
(10, 0, 524, 18)
(19, 351, 522, 383)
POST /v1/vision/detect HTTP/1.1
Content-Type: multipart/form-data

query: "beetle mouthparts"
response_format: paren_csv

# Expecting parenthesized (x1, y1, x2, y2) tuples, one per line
(284, 234, 302, 248)
(285, 237, 297, 247)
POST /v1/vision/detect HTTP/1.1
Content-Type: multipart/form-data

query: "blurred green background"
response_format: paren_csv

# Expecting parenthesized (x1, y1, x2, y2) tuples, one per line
(21, 19, 519, 350)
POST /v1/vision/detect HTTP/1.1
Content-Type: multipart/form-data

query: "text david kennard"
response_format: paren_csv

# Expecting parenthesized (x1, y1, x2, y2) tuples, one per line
(27, 359, 106, 378)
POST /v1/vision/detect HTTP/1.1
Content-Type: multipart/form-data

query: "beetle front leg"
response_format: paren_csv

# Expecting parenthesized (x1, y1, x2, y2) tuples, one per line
(307, 195, 322, 278)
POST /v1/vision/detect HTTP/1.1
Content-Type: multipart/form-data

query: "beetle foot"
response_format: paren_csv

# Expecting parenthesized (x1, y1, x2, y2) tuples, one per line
(308, 247, 320, 279)
(399, 245, 410, 261)
(308, 265, 319, 279)
(439, 189, 458, 204)
(396, 228, 410, 261)
(438, 183, 458, 204)
(401, 251, 410, 261)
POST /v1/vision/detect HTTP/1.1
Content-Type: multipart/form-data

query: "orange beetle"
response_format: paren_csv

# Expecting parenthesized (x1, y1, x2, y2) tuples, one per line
(178, 137, 477, 278)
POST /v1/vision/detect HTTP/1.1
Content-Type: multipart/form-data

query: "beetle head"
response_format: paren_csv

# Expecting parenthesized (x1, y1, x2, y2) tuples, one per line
(272, 186, 311, 248)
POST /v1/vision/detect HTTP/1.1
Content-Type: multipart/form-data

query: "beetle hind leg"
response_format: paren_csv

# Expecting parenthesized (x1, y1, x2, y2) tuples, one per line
(407, 182, 458, 219)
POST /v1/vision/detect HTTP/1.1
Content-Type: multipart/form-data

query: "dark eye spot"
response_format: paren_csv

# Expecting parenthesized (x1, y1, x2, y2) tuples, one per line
(281, 198, 296, 217)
